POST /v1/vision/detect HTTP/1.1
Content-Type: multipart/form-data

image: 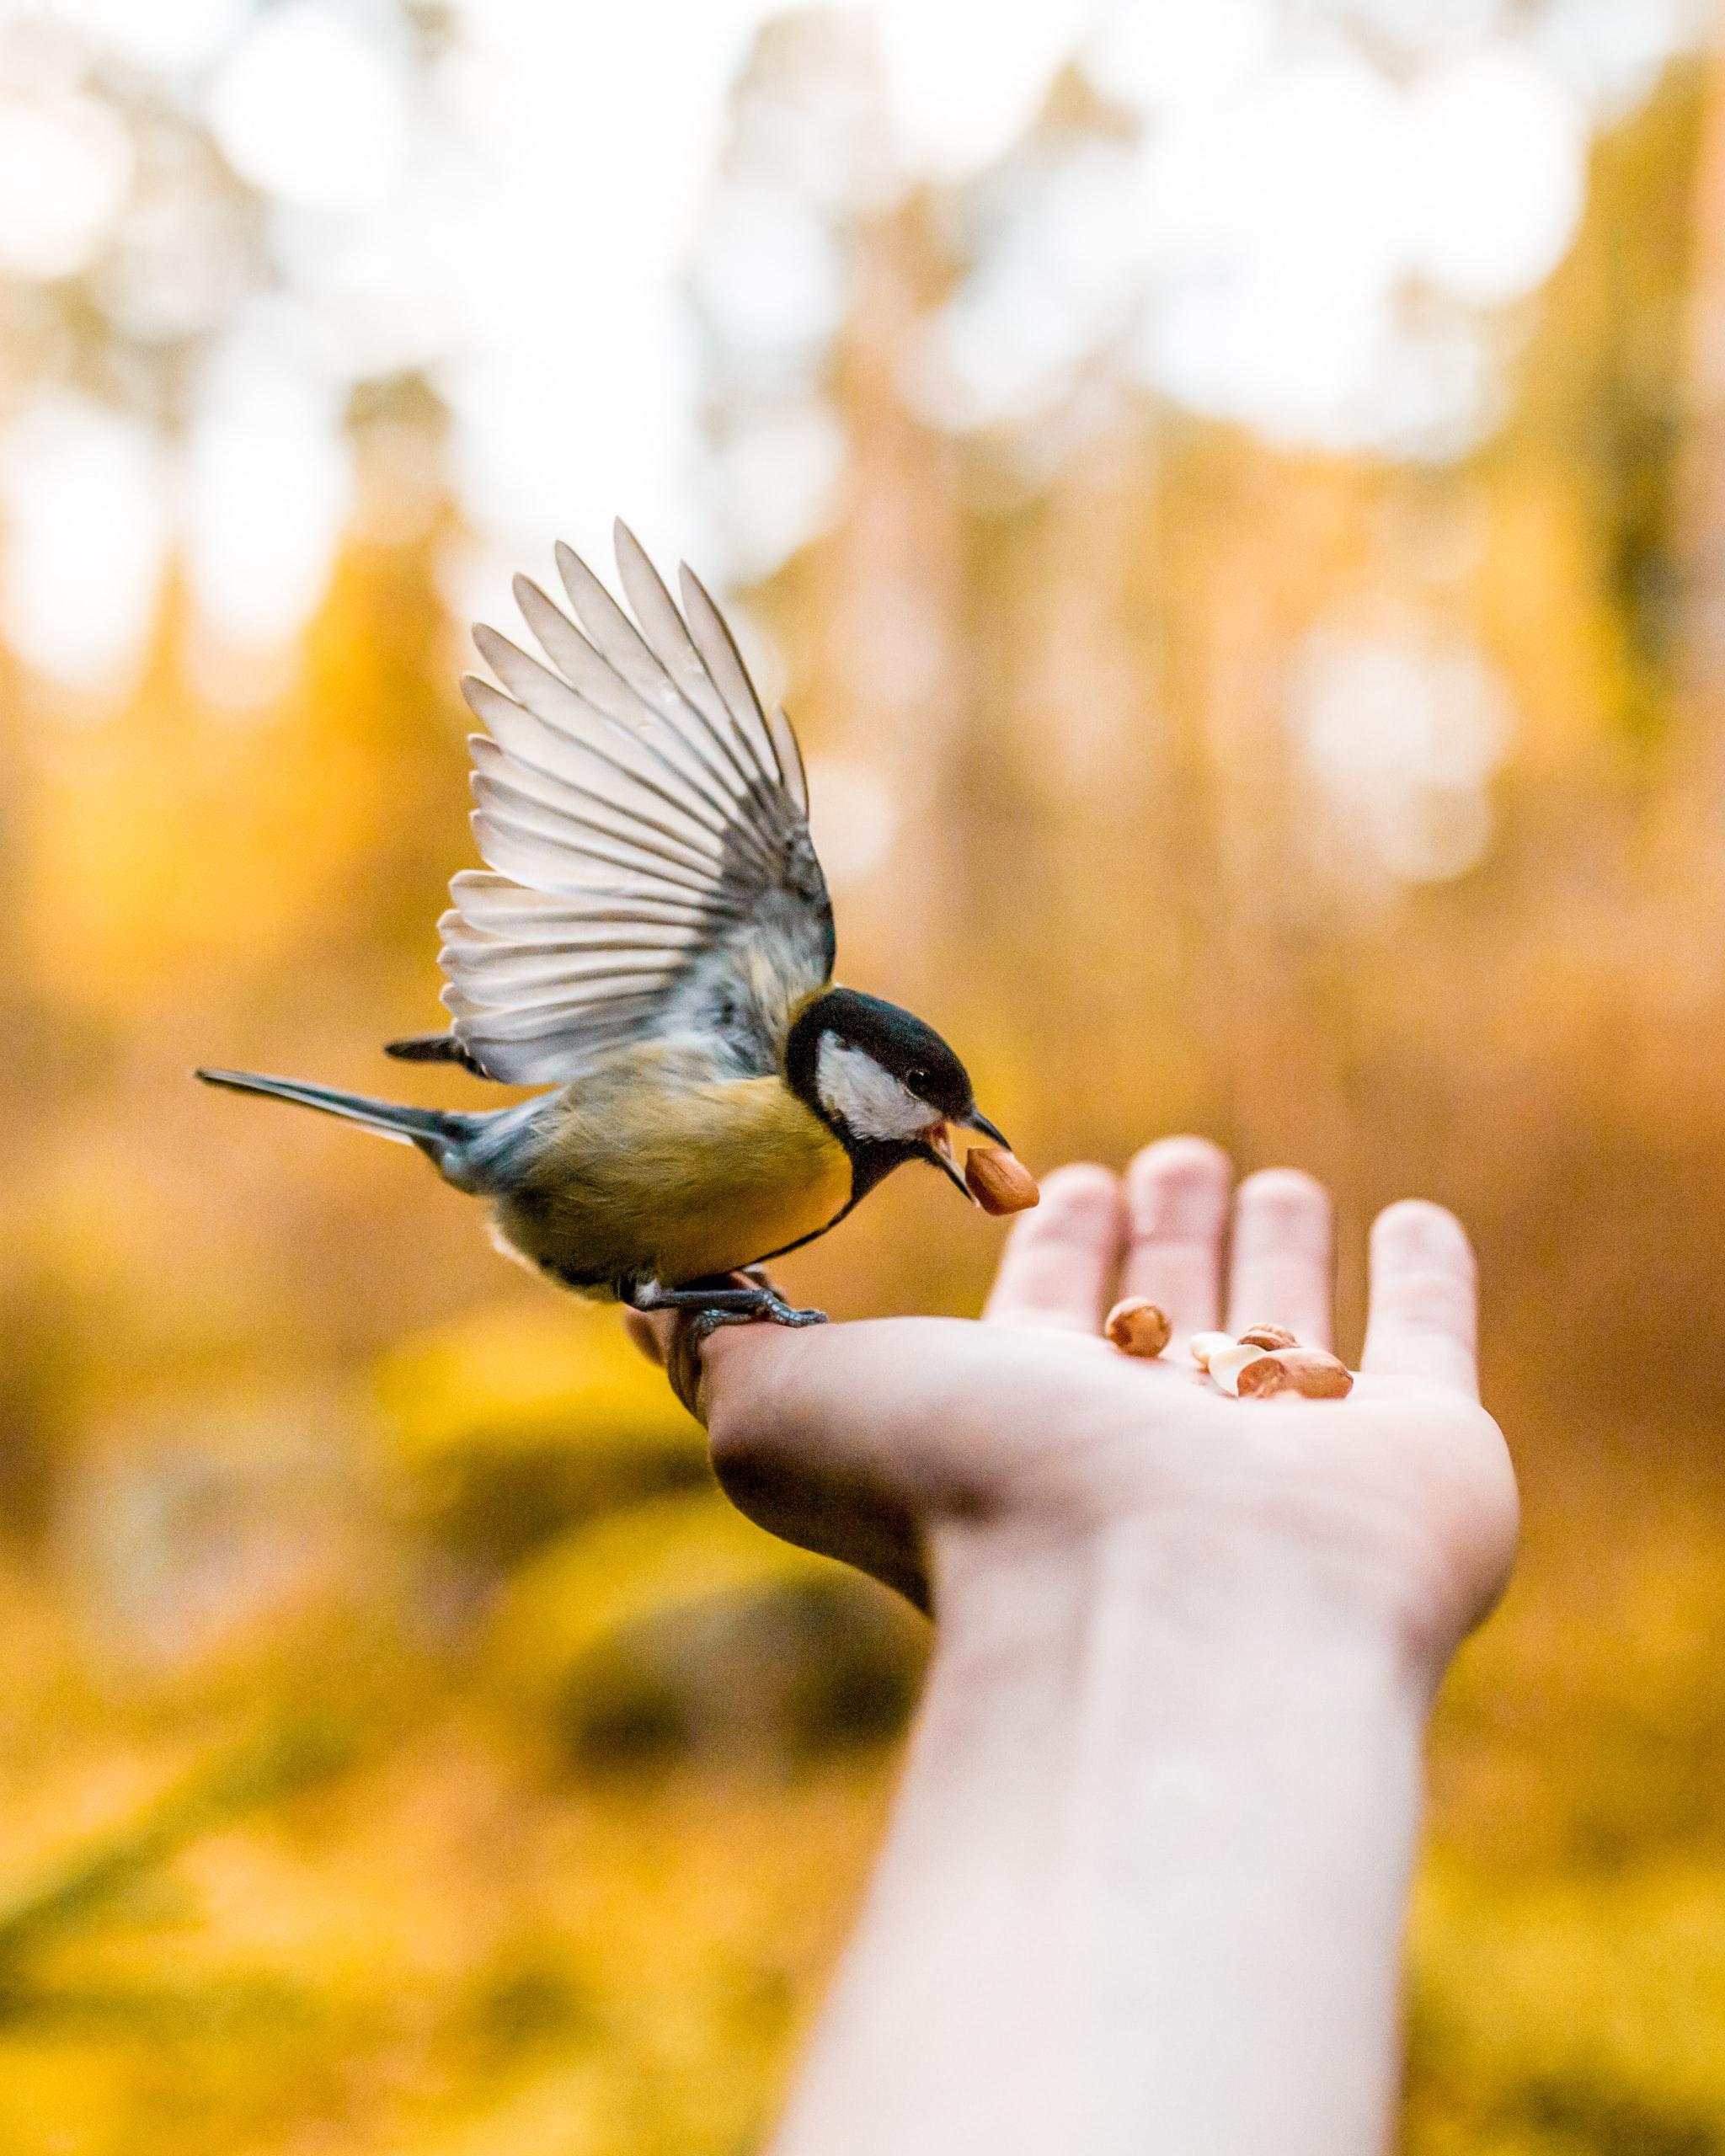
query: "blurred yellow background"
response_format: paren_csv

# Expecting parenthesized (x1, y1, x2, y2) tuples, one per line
(3, 0, 1724, 2148)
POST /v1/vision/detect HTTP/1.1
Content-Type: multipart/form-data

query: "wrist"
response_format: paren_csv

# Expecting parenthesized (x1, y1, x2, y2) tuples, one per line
(927, 1498, 1446, 1714)
(784, 1506, 1430, 2156)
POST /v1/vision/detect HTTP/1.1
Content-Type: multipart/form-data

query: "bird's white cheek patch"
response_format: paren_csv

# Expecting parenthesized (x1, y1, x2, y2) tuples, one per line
(815, 1035, 932, 1141)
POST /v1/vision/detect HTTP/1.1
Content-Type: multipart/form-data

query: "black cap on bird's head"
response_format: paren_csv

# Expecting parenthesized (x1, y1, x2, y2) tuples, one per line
(785, 986, 1008, 1201)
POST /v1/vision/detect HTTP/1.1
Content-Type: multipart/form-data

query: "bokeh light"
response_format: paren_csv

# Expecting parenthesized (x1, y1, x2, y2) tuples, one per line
(0, 393, 166, 687)
(0, 0, 1704, 699)
(0, 83, 131, 280)
(1290, 616, 1516, 886)
(208, 2, 408, 213)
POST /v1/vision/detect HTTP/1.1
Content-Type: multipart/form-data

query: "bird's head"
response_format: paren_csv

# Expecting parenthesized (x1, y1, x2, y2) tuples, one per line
(785, 986, 1007, 1201)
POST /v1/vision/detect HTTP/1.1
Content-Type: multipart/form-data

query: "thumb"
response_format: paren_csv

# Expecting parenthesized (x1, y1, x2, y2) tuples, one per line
(620, 1298, 812, 1427)
(628, 1310, 933, 1610)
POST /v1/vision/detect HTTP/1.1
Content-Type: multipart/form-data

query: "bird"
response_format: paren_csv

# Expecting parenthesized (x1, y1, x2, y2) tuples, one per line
(197, 521, 1012, 1337)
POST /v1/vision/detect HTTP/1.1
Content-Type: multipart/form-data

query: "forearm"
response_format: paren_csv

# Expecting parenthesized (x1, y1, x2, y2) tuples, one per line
(772, 1518, 1430, 2156)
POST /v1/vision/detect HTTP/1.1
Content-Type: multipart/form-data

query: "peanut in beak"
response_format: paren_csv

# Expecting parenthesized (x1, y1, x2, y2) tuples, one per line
(964, 1144, 1040, 1215)
(925, 1122, 1039, 1214)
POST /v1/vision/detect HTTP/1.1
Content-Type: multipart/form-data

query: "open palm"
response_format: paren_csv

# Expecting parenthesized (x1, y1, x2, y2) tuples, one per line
(641, 1138, 1518, 1676)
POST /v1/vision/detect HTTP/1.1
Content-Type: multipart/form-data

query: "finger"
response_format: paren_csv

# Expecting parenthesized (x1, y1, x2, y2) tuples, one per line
(1119, 1137, 1232, 1343)
(1360, 1199, 1478, 1396)
(982, 1163, 1124, 1331)
(1226, 1168, 1334, 1349)
(623, 1267, 786, 1401)
(693, 1319, 933, 1609)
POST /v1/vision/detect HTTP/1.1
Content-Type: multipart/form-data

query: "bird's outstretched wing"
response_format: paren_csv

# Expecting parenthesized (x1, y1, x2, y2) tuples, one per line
(409, 523, 833, 1087)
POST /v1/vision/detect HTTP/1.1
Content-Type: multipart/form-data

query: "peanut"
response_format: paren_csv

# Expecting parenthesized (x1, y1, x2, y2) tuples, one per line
(1104, 1298, 1172, 1358)
(964, 1145, 1041, 1215)
(1207, 1342, 1276, 1396)
(1188, 1330, 1236, 1370)
(1237, 1324, 1298, 1352)
(1236, 1348, 1354, 1401)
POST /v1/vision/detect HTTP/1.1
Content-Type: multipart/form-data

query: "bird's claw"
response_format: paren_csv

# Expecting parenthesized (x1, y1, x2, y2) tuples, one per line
(657, 1273, 827, 1417)
(684, 1294, 828, 1341)
(729, 1267, 828, 1328)
(761, 1299, 827, 1327)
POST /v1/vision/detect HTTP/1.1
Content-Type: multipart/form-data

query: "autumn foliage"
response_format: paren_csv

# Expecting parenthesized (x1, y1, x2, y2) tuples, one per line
(5, 15, 1725, 2156)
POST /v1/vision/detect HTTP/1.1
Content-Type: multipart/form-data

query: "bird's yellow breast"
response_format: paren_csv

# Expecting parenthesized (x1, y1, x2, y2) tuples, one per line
(491, 1062, 854, 1293)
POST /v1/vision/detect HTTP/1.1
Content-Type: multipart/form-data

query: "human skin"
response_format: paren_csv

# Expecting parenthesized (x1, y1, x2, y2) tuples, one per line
(633, 1137, 1519, 2156)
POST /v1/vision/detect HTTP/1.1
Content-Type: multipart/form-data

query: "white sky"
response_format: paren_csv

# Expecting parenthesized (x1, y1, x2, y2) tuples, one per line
(0, 0, 1710, 695)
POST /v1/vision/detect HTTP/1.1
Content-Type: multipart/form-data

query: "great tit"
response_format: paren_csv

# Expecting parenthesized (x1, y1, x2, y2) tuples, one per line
(198, 523, 1009, 1332)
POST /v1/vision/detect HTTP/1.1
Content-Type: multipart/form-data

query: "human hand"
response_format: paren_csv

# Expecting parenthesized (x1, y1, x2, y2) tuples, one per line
(631, 1139, 1517, 1680)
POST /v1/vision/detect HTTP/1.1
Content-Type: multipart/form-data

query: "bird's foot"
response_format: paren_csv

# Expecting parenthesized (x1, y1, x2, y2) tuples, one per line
(680, 1301, 812, 1355)
(729, 1267, 828, 1328)
(625, 1273, 826, 1418)
(626, 1271, 828, 1332)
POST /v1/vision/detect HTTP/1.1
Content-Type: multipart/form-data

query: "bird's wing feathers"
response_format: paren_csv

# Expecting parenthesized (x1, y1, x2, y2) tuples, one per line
(440, 525, 833, 1086)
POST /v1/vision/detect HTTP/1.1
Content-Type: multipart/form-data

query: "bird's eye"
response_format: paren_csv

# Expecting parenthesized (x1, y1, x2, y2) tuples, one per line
(905, 1066, 930, 1091)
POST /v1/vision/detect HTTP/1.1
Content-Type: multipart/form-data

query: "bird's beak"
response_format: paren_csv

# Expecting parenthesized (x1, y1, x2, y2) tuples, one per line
(960, 1107, 1010, 1149)
(924, 1122, 977, 1203)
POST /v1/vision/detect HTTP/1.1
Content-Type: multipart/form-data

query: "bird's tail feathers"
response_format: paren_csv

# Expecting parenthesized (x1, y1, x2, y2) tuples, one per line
(195, 1067, 477, 1166)
(384, 1031, 484, 1073)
